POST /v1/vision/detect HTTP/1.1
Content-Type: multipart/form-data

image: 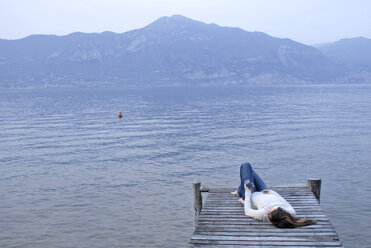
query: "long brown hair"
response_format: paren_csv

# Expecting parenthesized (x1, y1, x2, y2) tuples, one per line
(268, 207, 317, 228)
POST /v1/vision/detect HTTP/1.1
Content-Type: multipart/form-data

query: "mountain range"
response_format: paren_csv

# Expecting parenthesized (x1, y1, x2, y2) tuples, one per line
(0, 15, 370, 88)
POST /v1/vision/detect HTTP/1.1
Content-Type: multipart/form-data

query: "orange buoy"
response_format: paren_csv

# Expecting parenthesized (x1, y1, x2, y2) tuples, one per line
(118, 112, 123, 119)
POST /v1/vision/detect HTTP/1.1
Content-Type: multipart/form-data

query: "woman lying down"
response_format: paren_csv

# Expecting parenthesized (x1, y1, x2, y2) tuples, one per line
(231, 162, 317, 228)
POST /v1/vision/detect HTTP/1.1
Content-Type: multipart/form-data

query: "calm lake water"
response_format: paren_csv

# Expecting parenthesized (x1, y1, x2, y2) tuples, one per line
(0, 85, 370, 248)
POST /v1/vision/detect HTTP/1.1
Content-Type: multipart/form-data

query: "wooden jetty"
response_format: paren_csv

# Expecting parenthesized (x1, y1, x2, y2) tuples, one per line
(190, 179, 344, 247)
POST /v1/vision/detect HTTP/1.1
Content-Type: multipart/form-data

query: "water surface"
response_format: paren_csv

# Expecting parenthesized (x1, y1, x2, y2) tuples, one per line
(0, 85, 370, 247)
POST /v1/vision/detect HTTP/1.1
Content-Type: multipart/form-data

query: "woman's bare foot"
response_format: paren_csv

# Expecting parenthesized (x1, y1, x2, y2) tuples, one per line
(231, 191, 238, 196)
(238, 198, 245, 205)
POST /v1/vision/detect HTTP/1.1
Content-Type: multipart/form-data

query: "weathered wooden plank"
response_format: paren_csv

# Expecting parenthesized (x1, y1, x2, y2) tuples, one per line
(200, 213, 327, 218)
(206, 197, 319, 201)
(196, 219, 331, 223)
(202, 206, 322, 209)
(200, 211, 325, 215)
(200, 213, 326, 217)
(195, 226, 337, 232)
(206, 199, 318, 202)
(204, 201, 319, 205)
(197, 220, 331, 224)
(208, 189, 311, 194)
(202, 208, 323, 212)
(203, 204, 322, 208)
(196, 223, 333, 228)
(196, 222, 333, 228)
(207, 196, 318, 199)
(205, 202, 320, 206)
(198, 217, 330, 222)
(203, 205, 321, 209)
(197, 213, 329, 218)
(191, 245, 344, 248)
(195, 221, 333, 227)
(201, 208, 323, 214)
(205, 201, 319, 204)
(205, 196, 319, 200)
(191, 234, 340, 242)
(207, 194, 317, 197)
(191, 246, 344, 248)
(205, 202, 318, 205)
(207, 195, 317, 198)
(201, 208, 324, 212)
(195, 231, 337, 237)
(205, 185, 308, 192)
(190, 240, 342, 247)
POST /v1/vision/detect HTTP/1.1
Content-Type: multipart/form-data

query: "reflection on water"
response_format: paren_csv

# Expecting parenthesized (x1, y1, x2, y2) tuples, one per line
(0, 85, 371, 248)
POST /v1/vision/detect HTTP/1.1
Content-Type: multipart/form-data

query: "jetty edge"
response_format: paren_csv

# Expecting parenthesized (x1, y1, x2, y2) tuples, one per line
(190, 179, 344, 247)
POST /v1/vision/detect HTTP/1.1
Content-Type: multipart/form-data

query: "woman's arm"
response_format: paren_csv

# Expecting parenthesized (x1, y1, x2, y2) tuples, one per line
(244, 191, 266, 221)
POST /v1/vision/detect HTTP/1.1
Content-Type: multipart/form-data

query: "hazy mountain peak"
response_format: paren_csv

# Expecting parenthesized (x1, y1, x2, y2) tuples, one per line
(144, 14, 207, 31)
(332, 36, 370, 45)
(169, 14, 202, 23)
(317, 36, 371, 66)
(342, 36, 368, 41)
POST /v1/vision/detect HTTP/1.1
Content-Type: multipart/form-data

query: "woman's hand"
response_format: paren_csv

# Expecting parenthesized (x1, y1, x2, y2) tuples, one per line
(244, 182, 255, 191)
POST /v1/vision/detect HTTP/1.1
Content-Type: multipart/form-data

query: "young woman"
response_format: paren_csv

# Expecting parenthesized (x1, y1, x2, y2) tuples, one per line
(231, 162, 316, 228)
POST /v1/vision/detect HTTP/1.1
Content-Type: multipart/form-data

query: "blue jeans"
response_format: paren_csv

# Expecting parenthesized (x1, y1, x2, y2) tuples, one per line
(237, 162, 268, 200)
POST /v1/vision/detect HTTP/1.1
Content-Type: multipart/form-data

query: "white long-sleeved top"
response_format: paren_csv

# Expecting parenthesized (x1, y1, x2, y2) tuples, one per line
(244, 189, 295, 222)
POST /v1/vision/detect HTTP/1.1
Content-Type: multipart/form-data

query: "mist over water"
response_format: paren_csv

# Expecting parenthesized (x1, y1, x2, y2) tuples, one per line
(0, 85, 370, 248)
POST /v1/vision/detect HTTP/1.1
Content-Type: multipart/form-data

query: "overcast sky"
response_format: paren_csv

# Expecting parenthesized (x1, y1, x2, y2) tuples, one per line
(0, 0, 370, 44)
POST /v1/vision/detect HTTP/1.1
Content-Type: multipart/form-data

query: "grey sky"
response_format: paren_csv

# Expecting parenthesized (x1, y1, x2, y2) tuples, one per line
(0, 0, 370, 44)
